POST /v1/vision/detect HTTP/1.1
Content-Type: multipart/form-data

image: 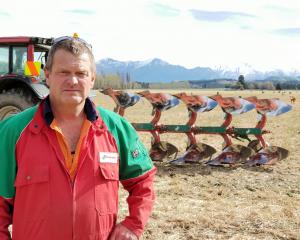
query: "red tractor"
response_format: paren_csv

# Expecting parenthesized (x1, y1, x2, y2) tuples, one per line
(0, 36, 52, 120)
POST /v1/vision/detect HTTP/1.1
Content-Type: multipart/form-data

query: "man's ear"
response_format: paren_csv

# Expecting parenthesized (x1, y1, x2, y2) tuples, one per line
(44, 68, 50, 86)
(91, 73, 96, 87)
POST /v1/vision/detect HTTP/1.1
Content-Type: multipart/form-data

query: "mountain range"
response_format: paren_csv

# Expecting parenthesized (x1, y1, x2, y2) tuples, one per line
(96, 58, 300, 83)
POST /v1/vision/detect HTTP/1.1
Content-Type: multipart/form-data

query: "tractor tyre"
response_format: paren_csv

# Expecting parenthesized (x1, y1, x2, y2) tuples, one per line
(0, 89, 37, 120)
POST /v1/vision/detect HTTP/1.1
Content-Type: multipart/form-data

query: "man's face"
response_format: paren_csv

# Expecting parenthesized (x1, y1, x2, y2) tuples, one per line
(45, 49, 95, 108)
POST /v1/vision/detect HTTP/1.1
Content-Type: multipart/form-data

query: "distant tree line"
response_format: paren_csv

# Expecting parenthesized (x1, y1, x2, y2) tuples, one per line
(93, 72, 191, 90)
(93, 72, 143, 90)
(226, 75, 300, 90)
(93, 73, 299, 90)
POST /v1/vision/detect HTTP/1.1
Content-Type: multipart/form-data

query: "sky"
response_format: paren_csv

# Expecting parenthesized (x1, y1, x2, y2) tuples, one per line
(1, 0, 300, 71)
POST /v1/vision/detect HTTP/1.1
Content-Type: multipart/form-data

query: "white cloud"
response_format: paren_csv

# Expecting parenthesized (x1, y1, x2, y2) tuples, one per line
(1, 0, 300, 70)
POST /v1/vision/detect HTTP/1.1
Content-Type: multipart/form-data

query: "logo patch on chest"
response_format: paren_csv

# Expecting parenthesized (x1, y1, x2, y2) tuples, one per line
(99, 152, 119, 163)
(131, 149, 139, 158)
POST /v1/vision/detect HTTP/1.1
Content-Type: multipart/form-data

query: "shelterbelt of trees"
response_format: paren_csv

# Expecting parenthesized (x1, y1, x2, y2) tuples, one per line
(93, 73, 300, 90)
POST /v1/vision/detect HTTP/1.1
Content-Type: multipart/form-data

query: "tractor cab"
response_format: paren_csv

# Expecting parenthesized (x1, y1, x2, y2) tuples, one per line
(0, 36, 52, 77)
(0, 36, 53, 119)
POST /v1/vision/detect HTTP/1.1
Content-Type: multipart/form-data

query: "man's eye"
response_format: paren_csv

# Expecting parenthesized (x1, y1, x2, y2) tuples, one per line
(59, 71, 69, 76)
(77, 72, 88, 77)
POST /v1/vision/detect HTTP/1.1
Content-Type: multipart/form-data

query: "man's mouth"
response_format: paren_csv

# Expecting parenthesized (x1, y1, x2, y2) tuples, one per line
(64, 89, 80, 92)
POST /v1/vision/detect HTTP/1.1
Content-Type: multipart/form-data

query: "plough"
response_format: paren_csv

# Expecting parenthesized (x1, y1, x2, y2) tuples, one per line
(101, 88, 292, 167)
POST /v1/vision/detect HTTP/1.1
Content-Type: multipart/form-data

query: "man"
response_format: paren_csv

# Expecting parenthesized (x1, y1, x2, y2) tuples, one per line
(0, 35, 156, 239)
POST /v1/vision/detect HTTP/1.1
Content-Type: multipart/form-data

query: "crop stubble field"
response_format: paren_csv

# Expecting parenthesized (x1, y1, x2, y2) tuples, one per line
(94, 89, 300, 240)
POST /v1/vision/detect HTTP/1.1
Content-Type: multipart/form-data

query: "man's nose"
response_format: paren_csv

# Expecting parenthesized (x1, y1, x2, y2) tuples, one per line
(68, 75, 79, 85)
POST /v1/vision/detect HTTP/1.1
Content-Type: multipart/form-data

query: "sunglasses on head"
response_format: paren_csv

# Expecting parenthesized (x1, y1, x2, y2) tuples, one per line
(52, 35, 92, 50)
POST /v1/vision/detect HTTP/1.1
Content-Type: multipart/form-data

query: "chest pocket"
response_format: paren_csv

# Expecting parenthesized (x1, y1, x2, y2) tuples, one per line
(94, 161, 119, 215)
(14, 164, 50, 221)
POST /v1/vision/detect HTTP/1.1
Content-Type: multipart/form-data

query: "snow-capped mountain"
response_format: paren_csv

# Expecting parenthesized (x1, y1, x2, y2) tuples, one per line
(96, 58, 300, 83)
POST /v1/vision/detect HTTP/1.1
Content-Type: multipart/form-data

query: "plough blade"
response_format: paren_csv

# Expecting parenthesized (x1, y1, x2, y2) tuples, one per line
(231, 98, 256, 115)
(192, 96, 218, 113)
(265, 99, 292, 117)
(116, 92, 140, 108)
(138, 91, 180, 112)
(246, 146, 289, 166)
(210, 95, 255, 115)
(100, 88, 140, 115)
(170, 143, 217, 165)
(149, 141, 178, 162)
(172, 93, 218, 113)
(206, 144, 255, 166)
(245, 97, 292, 116)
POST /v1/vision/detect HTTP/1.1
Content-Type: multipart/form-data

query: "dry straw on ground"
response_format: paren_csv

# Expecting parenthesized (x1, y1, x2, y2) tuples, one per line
(95, 89, 300, 240)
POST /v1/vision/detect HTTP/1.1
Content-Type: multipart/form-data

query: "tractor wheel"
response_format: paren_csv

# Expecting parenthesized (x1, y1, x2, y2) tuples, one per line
(0, 89, 37, 120)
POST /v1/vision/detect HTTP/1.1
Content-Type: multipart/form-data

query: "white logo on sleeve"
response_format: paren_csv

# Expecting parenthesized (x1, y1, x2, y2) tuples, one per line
(99, 152, 119, 163)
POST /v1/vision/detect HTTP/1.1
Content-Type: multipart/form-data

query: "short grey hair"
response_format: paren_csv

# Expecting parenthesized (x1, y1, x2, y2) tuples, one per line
(45, 38, 96, 74)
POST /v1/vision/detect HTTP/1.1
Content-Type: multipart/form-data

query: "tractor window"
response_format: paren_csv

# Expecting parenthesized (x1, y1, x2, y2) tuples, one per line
(34, 51, 46, 79)
(0, 47, 9, 75)
(12, 46, 27, 74)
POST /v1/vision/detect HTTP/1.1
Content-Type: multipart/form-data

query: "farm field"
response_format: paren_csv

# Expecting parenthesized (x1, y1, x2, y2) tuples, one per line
(94, 89, 300, 240)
